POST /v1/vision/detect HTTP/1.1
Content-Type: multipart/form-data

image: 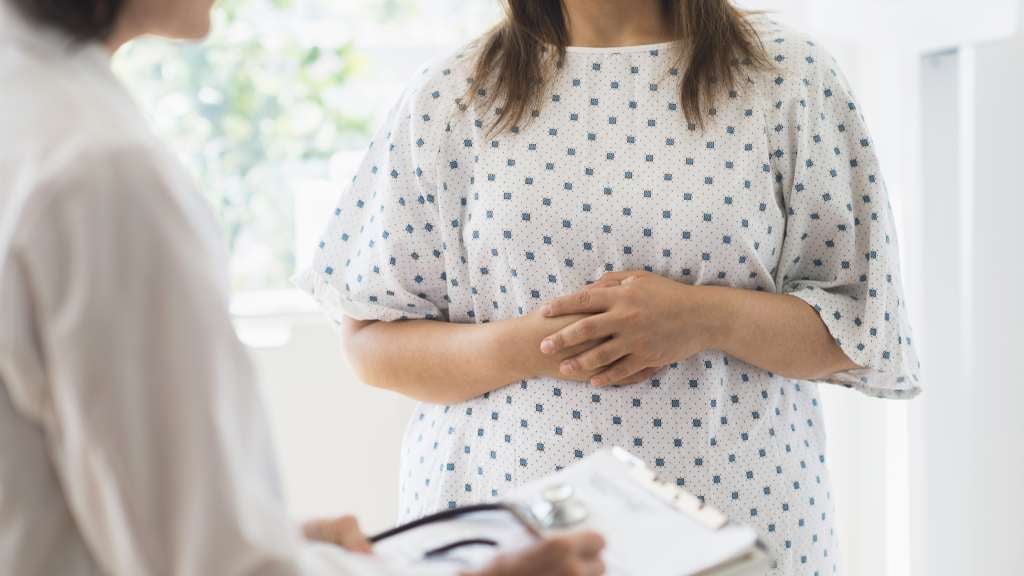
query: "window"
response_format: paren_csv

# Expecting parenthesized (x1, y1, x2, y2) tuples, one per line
(113, 0, 499, 297)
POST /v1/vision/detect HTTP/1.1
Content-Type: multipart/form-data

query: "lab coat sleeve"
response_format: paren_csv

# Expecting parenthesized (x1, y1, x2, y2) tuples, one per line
(11, 141, 455, 576)
(763, 33, 921, 398)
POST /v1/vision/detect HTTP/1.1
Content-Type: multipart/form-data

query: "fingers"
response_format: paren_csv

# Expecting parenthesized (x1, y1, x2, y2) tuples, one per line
(582, 278, 619, 290)
(542, 533, 606, 576)
(589, 355, 648, 387)
(597, 270, 641, 284)
(567, 531, 606, 558)
(559, 340, 627, 376)
(565, 532, 607, 576)
(540, 286, 613, 319)
(619, 365, 661, 385)
(540, 270, 645, 319)
(480, 531, 607, 576)
(541, 315, 616, 355)
(303, 515, 373, 554)
(338, 517, 374, 554)
(331, 516, 372, 554)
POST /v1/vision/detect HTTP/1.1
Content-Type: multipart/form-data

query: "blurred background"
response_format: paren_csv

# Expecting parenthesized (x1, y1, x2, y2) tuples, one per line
(113, 1, 1024, 574)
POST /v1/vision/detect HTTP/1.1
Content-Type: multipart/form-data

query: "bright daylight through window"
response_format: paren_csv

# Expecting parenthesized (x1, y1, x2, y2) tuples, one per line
(113, 0, 498, 298)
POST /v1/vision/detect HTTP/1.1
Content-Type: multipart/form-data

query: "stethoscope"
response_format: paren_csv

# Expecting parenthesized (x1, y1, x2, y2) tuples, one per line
(369, 483, 590, 560)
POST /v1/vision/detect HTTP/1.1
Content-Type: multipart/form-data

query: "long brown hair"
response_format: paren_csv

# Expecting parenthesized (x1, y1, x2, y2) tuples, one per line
(467, 0, 770, 134)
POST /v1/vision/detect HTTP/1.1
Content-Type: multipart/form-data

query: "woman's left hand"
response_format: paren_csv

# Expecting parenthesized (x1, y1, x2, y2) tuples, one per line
(538, 271, 729, 387)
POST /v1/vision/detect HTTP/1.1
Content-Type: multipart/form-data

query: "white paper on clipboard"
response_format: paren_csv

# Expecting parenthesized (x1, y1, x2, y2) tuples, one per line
(373, 448, 772, 575)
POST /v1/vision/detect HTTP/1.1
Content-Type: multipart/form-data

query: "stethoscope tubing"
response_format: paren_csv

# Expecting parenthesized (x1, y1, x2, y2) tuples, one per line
(368, 503, 515, 544)
(423, 538, 499, 558)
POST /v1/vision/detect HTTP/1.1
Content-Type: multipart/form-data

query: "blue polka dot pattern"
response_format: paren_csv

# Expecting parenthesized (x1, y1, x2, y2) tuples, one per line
(299, 17, 920, 576)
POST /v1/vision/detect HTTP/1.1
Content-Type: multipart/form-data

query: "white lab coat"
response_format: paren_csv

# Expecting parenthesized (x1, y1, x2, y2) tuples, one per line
(0, 6, 448, 575)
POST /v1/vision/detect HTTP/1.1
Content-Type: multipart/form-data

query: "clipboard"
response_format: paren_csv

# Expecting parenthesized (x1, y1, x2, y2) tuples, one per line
(373, 447, 773, 575)
(509, 447, 773, 575)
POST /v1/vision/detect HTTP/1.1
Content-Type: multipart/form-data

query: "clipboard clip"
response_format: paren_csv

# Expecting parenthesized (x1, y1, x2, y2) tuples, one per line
(610, 447, 729, 530)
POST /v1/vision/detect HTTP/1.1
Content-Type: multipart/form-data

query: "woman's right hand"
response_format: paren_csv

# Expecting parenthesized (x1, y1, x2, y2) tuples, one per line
(469, 532, 607, 576)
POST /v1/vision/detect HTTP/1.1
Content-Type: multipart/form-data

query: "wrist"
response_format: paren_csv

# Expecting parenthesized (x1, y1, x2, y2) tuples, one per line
(487, 314, 537, 383)
(695, 285, 739, 353)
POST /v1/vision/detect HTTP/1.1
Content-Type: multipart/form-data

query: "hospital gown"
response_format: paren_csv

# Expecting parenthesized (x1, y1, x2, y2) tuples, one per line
(302, 18, 921, 576)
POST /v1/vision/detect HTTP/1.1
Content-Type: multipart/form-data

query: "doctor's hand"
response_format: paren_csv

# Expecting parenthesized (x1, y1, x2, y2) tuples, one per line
(302, 515, 373, 554)
(538, 271, 726, 387)
(469, 531, 607, 576)
(512, 306, 662, 385)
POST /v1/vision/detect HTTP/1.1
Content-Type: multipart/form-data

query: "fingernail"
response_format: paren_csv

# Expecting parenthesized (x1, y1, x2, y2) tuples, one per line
(560, 361, 574, 374)
(590, 377, 603, 387)
(541, 304, 552, 316)
(540, 339, 555, 354)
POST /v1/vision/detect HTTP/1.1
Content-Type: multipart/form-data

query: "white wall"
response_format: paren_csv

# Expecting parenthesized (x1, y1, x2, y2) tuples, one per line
(247, 317, 416, 533)
(910, 9, 1024, 574)
(914, 47, 973, 576)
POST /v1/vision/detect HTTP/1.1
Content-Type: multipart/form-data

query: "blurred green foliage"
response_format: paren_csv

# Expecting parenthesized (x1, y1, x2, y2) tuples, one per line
(113, 0, 379, 291)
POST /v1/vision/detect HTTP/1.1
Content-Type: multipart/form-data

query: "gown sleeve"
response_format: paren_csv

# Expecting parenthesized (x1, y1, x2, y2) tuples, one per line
(763, 32, 921, 398)
(296, 74, 454, 324)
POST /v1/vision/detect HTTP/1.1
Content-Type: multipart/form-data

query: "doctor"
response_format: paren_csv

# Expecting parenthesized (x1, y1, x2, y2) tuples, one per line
(0, 1, 605, 575)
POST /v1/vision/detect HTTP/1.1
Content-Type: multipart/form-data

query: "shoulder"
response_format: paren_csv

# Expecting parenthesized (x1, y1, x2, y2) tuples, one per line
(11, 132, 212, 269)
(391, 40, 482, 124)
(368, 41, 483, 166)
(42, 138, 174, 203)
(1, 42, 186, 202)
(1, 46, 153, 164)
(0, 41, 220, 272)
(747, 15, 851, 100)
(9, 133, 228, 302)
(17, 137, 179, 235)
(1, 47, 183, 217)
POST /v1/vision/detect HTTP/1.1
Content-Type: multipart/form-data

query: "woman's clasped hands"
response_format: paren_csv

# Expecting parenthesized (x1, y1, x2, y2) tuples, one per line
(528, 271, 729, 388)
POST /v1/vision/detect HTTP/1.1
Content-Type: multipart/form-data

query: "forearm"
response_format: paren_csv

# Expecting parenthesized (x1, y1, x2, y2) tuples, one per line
(340, 316, 532, 404)
(703, 286, 859, 380)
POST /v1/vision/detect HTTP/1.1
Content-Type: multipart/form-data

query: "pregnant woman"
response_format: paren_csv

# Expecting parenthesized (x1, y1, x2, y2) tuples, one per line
(300, 1, 920, 574)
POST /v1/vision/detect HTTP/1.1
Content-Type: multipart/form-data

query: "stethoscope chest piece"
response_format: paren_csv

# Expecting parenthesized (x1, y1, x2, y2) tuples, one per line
(529, 483, 590, 530)
(368, 481, 592, 561)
